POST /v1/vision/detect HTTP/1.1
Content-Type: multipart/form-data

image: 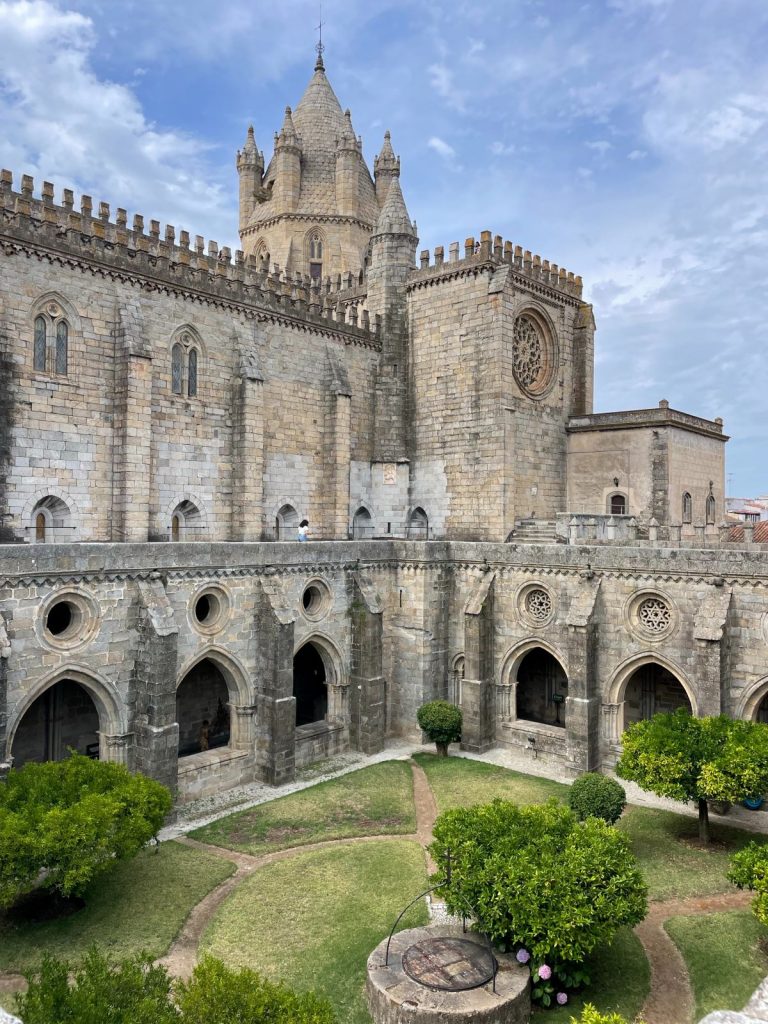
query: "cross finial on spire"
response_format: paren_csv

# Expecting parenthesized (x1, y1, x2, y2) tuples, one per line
(315, 3, 325, 70)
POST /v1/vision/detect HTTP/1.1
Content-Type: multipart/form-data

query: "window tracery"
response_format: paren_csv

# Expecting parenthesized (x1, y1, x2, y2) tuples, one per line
(32, 301, 70, 376)
(171, 331, 201, 398)
(511, 311, 556, 397)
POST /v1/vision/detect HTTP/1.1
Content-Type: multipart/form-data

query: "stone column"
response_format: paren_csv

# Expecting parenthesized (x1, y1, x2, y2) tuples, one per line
(232, 339, 265, 541)
(496, 682, 515, 724)
(461, 571, 496, 753)
(254, 576, 296, 785)
(601, 702, 622, 744)
(113, 305, 152, 541)
(692, 584, 732, 716)
(326, 348, 352, 539)
(350, 570, 386, 754)
(565, 578, 601, 771)
(229, 703, 257, 750)
(132, 576, 179, 794)
(101, 732, 133, 767)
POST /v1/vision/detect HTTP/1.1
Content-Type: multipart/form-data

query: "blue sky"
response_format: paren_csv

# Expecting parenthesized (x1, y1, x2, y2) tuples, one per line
(1, 0, 766, 494)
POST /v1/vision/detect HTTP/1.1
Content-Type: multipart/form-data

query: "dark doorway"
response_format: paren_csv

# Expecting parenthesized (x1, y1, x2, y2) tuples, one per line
(516, 649, 568, 728)
(757, 693, 768, 724)
(12, 680, 100, 767)
(176, 659, 231, 756)
(624, 663, 691, 727)
(610, 494, 627, 515)
(293, 643, 328, 726)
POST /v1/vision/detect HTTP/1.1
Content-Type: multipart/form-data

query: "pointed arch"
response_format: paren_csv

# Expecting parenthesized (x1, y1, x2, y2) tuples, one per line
(736, 677, 768, 722)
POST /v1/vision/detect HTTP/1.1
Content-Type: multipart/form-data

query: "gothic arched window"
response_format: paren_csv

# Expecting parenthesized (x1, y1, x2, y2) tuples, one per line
(171, 331, 201, 398)
(682, 492, 692, 524)
(706, 494, 716, 525)
(32, 301, 70, 376)
(308, 231, 323, 282)
(55, 320, 68, 375)
(34, 316, 47, 372)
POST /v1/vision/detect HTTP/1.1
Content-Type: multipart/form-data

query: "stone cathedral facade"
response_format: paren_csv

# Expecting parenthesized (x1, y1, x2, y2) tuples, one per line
(0, 54, 765, 802)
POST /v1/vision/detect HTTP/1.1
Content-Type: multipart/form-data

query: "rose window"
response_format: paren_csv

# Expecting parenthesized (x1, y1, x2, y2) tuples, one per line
(513, 316, 543, 389)
(638, 597, 671, 634)
(525, 588, 552, 622)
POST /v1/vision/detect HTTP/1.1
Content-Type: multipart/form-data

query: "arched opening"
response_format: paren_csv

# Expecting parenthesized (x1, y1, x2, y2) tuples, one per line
(293, 642, 328, 727)
(757, 692, 768, 724)
(30, 495, 72, 543)
(706, 494, 716, 525)
(623, 662, 692, 727)
(352, 506, 372, 539)
(275, 503, 299, 540)
(11, 680, 100, 767)
(515, 648, 568, 728)
(169, 500, 203, 541)
(308, 231, 323, 282)
(609, 493, 627, 515)
(176, 658, 231, 757)
(407, 507, 429, 540)
(451, 655, 465, 706)
(682, 492, 692, 524)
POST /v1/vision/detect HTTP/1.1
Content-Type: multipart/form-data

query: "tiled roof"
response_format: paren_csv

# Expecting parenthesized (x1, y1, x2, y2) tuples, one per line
(728, 521, 768, 543)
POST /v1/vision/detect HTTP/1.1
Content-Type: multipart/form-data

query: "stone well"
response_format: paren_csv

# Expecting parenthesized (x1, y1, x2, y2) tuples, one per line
(366, 923, 531, 1023)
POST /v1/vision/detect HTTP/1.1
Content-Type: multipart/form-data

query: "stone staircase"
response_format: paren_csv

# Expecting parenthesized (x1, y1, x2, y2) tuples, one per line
(511, 519, 561, 544)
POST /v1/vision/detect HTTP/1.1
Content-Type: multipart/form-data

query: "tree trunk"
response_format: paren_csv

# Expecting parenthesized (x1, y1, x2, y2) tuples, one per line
(698, 797, 710, 844)
(436, 742, 449, 757)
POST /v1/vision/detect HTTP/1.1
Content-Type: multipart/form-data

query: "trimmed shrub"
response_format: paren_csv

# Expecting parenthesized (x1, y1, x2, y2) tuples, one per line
(568, 773, 626, 824)
(569, 1007, 630, 1024)
(729, 842, 768, 925)
(417, 700, 462, 756)
(429, 800, 647, 1004)
(16, 949, 178, 1024)
(0, 752, 172, 909)
(177, 955, 336, 1023)
(16, 950, 337, 1024)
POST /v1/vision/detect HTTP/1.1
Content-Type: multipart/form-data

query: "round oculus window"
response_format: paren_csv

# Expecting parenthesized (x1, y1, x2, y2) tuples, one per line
(512, 313, 556, 397)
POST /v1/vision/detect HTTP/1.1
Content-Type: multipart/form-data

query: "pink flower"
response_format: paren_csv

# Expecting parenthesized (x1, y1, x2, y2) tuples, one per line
(556, 992, 568, 1005)
(516, 949, 531, 964)
(538, 964, 552, 980)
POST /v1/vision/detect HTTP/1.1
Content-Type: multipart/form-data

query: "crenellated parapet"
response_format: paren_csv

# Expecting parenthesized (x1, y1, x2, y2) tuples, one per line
(0, 170, 380, 347)
(410, 229, 583, 300)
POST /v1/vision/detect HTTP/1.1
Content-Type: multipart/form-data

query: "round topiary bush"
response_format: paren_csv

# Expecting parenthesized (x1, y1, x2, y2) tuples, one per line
(568, 773, 626, 824)
(417, 700, 462, 756)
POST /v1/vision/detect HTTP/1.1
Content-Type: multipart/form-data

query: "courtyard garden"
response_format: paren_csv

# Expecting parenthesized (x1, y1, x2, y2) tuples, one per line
(2, 751, 768, 1022)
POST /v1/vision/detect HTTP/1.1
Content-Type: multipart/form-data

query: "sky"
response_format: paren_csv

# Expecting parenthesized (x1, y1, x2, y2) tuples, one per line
(0, 0, 766, 494)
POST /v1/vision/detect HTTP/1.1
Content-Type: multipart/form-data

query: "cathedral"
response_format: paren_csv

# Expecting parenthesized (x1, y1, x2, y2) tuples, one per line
(0, 53, 764, 802)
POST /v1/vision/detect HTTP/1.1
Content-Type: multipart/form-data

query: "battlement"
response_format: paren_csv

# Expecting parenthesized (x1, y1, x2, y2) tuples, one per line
(0, 170, 379, 343)
(413, 229, 583, 299)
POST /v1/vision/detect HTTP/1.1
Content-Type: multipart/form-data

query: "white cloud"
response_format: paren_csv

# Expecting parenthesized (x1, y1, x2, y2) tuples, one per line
(0, 0, 235, 245)
(585, 140, 612, 156)
(428, 136, 456, 160)
(428, 63, 467, 113)
(490, 141, 515, 156)
(628, 149, 647, 160)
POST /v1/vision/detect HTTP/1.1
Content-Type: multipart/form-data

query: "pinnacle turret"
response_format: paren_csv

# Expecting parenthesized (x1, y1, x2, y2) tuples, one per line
(277, 106, 300, 148)
(237, 125, 264, 172)
(374, 130, 401, 204)
(374, 176, 415, 236)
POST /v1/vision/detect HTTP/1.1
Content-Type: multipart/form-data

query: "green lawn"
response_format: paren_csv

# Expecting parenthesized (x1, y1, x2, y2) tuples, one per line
(0, 842, 233, 973)
(617, 806, 768, 901)
(412, 752, 569, 812)
(190, 760, 416, 855)
(537, 927, 650, 1022)
(201, 839, 429, 1024)
(665, 910, 768, 1019)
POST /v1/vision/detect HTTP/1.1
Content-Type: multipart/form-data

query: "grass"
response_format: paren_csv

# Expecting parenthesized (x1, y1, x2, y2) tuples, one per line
(0, 841, 233, 973)
(665, 910, 768, 1018)
(415, 753, 768, 901)
(202, 839, 428, 1024)
(190, 760, 415, 855)
(412, 752, 569, 812)
(617, 806, 768, 901)
(536, 927, 650, 1022)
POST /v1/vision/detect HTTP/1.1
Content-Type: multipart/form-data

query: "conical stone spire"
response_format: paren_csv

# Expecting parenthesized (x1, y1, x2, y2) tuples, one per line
(375, 176, 415, 236)
(278, 106, 300, 147)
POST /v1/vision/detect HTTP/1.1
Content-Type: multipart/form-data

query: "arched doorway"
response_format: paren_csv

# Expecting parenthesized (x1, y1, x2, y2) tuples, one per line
(516, 648, 568, 728)
(757, 693, 768, 724)
(176, 658, 231, 756)
(352, 507, 372, 539)
(275, 503, 299, 540)
(293, 642, 328, 726)
(407, 507, 429, 539)
(11, 680, 100, 766)
(623, 662, 692, 726)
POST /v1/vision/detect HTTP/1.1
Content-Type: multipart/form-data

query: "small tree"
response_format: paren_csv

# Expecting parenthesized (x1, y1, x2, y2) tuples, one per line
(0, 753, 172, 910)
(417, 700, 462, 756)
(729, 843, 768, 925)
(570, 1007, 630, 1024)
(568, 773, 626, 824)
(429, 799, 647, 995)
(616, 710, 768, 844)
